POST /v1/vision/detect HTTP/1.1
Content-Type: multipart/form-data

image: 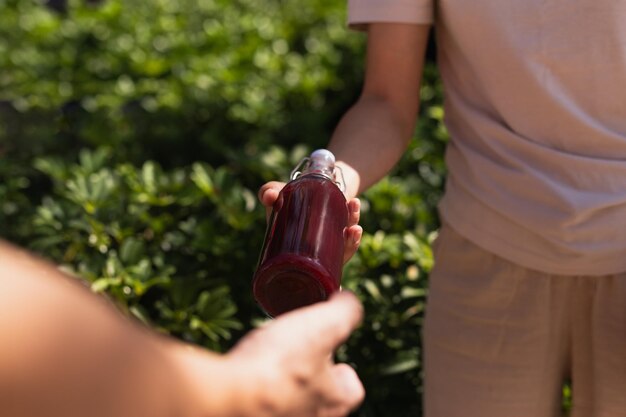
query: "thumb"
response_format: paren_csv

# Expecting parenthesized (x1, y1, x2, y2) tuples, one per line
(331, 363, 365, 406)
(269, 291, 364, 355)
(318, 364, 365, 417)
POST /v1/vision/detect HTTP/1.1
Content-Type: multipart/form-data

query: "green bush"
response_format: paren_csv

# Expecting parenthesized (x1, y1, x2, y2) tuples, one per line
(0, 1, 448, 415)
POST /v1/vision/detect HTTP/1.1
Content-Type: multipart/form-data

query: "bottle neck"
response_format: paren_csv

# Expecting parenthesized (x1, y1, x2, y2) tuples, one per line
(302, 163, 334, 181)
(290, 149, 345, 192)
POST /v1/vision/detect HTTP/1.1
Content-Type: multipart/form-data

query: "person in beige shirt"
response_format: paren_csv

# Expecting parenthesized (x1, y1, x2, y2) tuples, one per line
(260, 1, 626, 416)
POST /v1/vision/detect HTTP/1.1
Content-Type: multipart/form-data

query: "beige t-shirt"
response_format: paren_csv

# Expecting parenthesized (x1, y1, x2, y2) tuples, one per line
(348, 0, 626, 275)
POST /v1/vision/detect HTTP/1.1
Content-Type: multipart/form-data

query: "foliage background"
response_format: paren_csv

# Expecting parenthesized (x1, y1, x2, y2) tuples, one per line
(0, 0, 450, 416)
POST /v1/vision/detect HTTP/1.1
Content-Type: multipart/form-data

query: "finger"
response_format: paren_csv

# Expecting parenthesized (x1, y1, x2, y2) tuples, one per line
(258, 181, 285, 207)
(343, 225, 362, 264)
(320, 364, 365, 415)
(270, 291, 364, 355)
(346, 198, 360, 228)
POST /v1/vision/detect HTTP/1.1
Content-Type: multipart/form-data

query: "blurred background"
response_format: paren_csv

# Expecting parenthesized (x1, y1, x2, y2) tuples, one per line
(0, 0, 449, 415)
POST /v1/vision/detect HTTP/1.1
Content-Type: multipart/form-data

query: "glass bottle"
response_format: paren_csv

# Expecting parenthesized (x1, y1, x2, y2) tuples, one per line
(253, 149, 348, 317)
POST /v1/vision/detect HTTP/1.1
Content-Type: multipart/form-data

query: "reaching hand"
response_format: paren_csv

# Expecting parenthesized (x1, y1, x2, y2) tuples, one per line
(226, 292, 365, 417)
(0, 240, 361, 417)
(258, 181, 363, 263)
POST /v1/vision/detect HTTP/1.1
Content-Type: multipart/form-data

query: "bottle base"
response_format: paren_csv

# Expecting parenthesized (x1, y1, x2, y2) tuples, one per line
(253, 256, 338, 317)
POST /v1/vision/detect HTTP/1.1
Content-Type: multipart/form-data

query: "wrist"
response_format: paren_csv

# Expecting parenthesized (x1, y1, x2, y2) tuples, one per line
(167, 341, 246, 417)
(335, 160, 361, 199)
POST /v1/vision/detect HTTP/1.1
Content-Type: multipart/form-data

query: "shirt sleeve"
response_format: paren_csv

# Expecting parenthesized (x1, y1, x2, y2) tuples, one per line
(347, 0, 434, 30)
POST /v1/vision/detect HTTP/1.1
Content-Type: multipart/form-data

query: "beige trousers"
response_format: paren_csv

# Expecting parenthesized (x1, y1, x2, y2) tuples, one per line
(423, 223, 626, 417)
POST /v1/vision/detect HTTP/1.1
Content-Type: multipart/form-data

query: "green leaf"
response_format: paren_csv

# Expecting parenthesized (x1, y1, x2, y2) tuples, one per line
(191, 162, 215, 197)
(120, 237, 145, 264)
(362, 279, 382, 302)
(91, 277, 122, 293)
(400, 287, 426, 299)
(141, 161, 159, 194)
(380, 358, 419, 376)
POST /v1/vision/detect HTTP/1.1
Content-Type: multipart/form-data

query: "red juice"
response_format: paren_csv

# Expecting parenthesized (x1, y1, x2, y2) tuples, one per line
(253, 152, 348, 317)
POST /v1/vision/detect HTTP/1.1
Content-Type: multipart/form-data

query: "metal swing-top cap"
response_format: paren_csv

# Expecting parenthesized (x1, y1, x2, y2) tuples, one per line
(308, 149, 335, 177)
(290, 149, 346, 192)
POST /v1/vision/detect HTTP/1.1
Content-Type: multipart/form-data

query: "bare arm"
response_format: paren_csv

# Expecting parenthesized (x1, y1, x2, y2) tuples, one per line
(0, 240, 233, 417)
(258, 24, 429, 259)
(0, 240, 364, 417)
(329, 23, 431, 198)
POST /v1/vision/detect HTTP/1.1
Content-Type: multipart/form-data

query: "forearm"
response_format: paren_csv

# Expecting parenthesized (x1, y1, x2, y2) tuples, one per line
(328, 94, 417, 199)
(0, 240, 237, 417)
(328, 24, 430, 199)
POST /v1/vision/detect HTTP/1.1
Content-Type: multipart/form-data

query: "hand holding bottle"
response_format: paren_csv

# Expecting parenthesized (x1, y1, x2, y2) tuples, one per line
(253, 150, 363, 316)
(258, 182, 362, 264)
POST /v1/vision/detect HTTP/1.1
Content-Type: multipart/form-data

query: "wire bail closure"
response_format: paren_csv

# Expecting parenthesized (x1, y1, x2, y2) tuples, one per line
(290, 157, 310, 181)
